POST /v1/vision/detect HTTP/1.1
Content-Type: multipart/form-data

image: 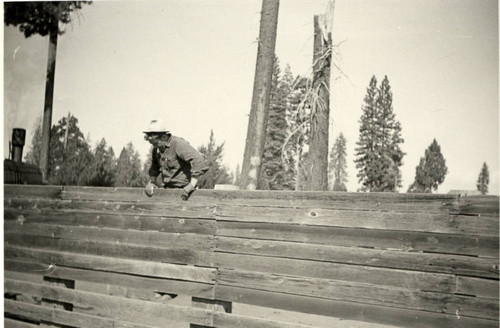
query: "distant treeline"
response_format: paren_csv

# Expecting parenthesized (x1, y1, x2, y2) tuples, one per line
(24, 58, 490, 194)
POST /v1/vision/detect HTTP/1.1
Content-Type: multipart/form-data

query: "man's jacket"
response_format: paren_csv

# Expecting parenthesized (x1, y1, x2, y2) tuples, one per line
(149, 136, 208, 188)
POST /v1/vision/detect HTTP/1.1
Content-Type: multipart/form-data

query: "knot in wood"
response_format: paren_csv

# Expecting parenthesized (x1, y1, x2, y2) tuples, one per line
(309, 211, 317, 217)
(17, 215, 25, 225)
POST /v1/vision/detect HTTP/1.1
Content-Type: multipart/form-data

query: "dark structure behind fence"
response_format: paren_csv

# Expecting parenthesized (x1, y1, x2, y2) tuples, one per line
(4, 185, 499, 327)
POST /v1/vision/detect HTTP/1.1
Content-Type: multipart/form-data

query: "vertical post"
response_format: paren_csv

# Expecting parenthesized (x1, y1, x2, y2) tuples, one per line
(40, 23, 58, 183)
(306, 15, 332, 191)
(240, 0, 280, 190)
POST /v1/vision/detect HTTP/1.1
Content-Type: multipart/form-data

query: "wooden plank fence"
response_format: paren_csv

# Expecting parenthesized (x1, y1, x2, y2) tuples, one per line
(4, 185, 499, 327)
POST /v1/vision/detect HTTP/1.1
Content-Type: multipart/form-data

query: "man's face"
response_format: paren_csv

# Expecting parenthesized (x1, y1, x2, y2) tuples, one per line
(144, 133, 162, 146)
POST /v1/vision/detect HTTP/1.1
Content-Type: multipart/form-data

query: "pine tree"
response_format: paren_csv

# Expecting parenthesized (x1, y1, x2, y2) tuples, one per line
(260, 59, 295, 190)
(354, 76, 379, 191)
(355, 75, 405, 192)
(114, 143, 145, 187)
(329, 133, 348, 191)
(87, 138, 116, 186)
(476, 162, 489, 195)
(197, 130, 232, 189)
(375, 76, 405, 191)
(408, 139, 448, 193)
(47, 114, 94, 186)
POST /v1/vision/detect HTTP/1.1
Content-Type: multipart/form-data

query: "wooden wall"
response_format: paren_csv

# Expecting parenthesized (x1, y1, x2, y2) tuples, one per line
(4, 185, 499, 327)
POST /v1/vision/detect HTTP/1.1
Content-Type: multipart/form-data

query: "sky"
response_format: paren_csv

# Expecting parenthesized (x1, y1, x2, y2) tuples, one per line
(3, 0, 499, 194)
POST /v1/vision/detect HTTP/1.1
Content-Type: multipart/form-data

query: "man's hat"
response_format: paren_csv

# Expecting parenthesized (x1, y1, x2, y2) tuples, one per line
(143, 119, 169, 134)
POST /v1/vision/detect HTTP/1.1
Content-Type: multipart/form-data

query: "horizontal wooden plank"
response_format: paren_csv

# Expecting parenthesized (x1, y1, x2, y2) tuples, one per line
(5, 302, 158, 328)
(217, 221, 499, 258)
(215, 195, 457, 213)
(58, 186, 459, 213)
(215, 285, 498, 328)
(61, 186, 218, 206)
(5, 233, 212, 266)
(214, 253, 459, 291)
(5, 279, 213, 326)
(206, 189, 457, 202)
(216, 237, 499, 279)
(459, 196, 499, 216)
(60, 186, 457, 202)
(5, 222, 214, 250)
(4, 318, 39, 328)
(213, 312, 314, 328)
(5, 298, 186, 328)
(5, 246, 216, 283)
(216, 205, 499, 236)
(218, 269, 499, 320)
(456, 276, 499, 299)
(5, 198, 217, 219)
(6, 259, 214, 299)
(4, 185, 62, 199)
(4, 270, 44, 284)
(61, 185, 162, 202)
(73, 279, 178, 303)
(4, 209, 216, 235)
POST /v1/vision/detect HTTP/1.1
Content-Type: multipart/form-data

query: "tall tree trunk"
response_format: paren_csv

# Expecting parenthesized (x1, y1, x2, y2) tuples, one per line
(64, 111, 70, 150)
(306, 15, 332, 191)
(40, 23, 58, 183)
(240, 0, 280, 190)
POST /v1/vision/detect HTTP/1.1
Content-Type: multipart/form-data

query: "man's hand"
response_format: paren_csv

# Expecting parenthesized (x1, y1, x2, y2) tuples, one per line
(181, 183, 196, 201)
(144, 182, 157, 197)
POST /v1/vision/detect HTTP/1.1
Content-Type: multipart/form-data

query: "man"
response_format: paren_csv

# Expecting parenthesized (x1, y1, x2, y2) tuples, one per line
(143, 119, 208, 200)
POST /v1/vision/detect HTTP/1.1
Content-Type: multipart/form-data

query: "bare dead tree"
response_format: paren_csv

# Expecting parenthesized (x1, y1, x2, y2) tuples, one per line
(306, 11, 333, 191)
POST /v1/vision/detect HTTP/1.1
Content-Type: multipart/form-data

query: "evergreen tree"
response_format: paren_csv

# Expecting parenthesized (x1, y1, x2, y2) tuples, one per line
(355, 75, 405, 192)
(114, 143, 145, 187)
(476, 162, 489, 195)
(24, 116, 43, 165)
(354, 76, 379, 191)
(408, 139, 448, 193)
(260, 58, 294, 190)
(47, 114, 94, 185)
(329, 132, 348, 191)
(197, 130, 232, 189)
(87, 138, 116, 186)
(375, 76, 405, 191)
